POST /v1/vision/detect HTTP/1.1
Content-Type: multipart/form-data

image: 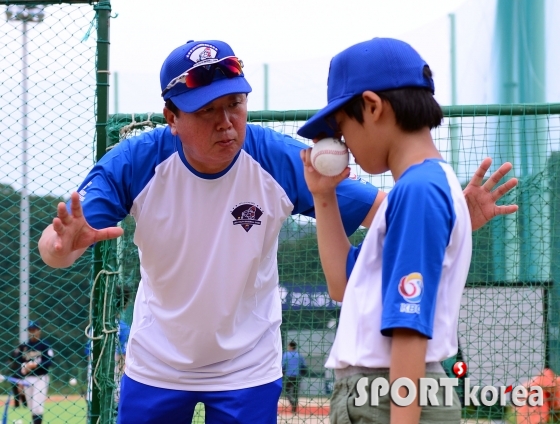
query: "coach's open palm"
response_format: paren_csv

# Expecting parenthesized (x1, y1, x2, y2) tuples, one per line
(50, 191, 123, 256)
(464, 158, 519, 231)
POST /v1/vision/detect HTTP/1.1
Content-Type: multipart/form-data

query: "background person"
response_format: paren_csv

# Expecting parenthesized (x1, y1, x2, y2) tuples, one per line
(7, 344, 28, 409)
(38, 38, 517, 424)
(11, 321, 54, 424)
(282, 341, 307, 413)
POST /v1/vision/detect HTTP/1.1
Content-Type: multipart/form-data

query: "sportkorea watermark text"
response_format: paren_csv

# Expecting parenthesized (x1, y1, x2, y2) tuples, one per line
(354, 376, 543, 407)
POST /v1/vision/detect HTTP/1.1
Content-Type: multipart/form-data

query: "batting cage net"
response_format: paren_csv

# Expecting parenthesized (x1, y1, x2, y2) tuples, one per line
(105, 105, 560, 424)
(1, 2, 560, 424)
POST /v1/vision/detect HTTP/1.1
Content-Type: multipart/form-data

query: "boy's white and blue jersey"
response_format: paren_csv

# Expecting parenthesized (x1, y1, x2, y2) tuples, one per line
(74, 124, 377, 391)
(326, 159, 472, 370)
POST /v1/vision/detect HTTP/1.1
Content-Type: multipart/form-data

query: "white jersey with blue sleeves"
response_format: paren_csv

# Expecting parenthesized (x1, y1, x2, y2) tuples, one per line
(75, 124, 377, 391)
(326, 160, 472, 370)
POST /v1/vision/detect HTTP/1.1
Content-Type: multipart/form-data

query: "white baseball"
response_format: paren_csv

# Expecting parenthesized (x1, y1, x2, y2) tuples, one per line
(69, 378, 78, 386)
(310, 138, 349, 177)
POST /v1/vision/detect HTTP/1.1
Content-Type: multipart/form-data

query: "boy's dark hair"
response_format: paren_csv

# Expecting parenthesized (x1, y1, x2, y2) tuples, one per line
(339, 65, 443, 132)
(289, 341, 297, 349)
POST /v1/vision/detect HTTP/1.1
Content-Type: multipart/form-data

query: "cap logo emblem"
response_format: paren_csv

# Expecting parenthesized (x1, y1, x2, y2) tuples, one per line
(186, 44, 219, 65)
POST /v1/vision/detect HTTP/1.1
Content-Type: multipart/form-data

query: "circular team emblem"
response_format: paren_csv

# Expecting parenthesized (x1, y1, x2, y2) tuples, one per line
(398, 272, 423, 303)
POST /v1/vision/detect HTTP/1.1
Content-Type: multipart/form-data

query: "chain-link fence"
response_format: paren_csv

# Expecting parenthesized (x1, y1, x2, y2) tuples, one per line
(2, 1, 560, 423)
(108, 105, 560, 423)
(1, 1, 111, 423)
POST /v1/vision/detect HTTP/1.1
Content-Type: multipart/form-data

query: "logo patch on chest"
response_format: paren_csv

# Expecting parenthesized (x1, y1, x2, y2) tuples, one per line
(231, 203, 263, 232)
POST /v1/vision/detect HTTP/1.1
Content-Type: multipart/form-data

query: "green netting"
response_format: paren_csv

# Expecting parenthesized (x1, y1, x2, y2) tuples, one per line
(2, 2, 560, 424)
(106, 105, 560, 423)
(0, 2, 110, 424)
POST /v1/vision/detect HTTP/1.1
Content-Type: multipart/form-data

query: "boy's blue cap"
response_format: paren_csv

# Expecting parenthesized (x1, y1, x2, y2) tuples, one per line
(298, 38, 435, 139)
(160, 40, 252, 113)
(28, 321, 40, 330)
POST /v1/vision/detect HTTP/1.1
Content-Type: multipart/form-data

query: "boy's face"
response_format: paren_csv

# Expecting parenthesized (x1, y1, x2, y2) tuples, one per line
(334, 92, 390, 175)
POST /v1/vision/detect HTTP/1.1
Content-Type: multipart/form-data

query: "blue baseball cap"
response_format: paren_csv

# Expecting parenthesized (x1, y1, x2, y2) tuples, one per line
(160, 40, 252, 113)
(28, 321, 40, 330)
(297, 38, 435, 139)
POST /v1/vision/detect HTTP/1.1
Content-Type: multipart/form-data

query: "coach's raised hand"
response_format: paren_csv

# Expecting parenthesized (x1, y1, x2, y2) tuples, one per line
(464, 157, 519, 231)
(38, 191, 124, 268)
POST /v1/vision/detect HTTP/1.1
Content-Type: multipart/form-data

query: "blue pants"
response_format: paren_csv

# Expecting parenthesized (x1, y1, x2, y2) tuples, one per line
(118, 374, 282, 424)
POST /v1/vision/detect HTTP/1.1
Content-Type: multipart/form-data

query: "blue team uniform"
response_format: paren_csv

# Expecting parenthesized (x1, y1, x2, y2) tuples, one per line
(327, 159, 472, 369)
(72, 124, 378, 423)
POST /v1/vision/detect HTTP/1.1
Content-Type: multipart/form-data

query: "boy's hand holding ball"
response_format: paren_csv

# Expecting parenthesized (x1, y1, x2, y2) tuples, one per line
(301, 137, 350, 197)
(310, 138, 349, 177)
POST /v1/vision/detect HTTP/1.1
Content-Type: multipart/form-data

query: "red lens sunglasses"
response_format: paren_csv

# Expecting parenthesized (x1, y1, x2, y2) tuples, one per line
(161, 56, 244, 97)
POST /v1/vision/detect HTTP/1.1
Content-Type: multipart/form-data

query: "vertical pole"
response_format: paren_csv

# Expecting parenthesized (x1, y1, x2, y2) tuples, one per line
(264, 63, 269, 110)
(90, 2, 113, 424)
(517, 0, 546, 283)
(19, 19, 29, 344)
(516, 0, 548, 369)
(449, 14, 458, 107)
(95, 5, 110, 162)
(493, 0, 517, 283)
(114, 71, 119, 114)
(448, 13, 459, 173)
(544, 286, 550, 369)
(495, 0, 551, 371)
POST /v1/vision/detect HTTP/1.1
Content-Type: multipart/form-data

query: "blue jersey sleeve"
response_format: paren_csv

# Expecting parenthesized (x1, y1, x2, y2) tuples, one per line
(69, 127, 177, 230)
(380, 163, 456, 339)
(243, 125, 378, 236)
(346, 243, 363, 279)
(117, 320, 131, 355)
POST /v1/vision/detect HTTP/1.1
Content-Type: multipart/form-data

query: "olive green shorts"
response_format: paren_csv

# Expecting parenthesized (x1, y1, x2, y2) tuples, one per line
(330, 371, 461, 424)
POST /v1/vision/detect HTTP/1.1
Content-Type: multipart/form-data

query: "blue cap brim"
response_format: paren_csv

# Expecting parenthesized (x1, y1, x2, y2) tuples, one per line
(170, 77, 252, 113)
(297, 96, 352, 139)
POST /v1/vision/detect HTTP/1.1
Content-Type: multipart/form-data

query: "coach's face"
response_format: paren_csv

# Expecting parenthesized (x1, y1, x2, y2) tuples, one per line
(165, 93, 248, 174)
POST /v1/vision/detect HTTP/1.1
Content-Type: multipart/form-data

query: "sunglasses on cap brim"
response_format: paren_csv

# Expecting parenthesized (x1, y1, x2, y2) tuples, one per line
(161, 56, 244, 97)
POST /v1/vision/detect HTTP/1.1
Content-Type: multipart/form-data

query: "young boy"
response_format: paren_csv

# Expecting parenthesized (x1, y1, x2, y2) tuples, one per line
(298, 38, 473, 423)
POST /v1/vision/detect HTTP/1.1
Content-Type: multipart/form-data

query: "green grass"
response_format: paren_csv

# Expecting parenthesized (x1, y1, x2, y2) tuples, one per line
(5, 399, 87, 424)
(3, 400, 205, 424)
(192, 403, 205, 423)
